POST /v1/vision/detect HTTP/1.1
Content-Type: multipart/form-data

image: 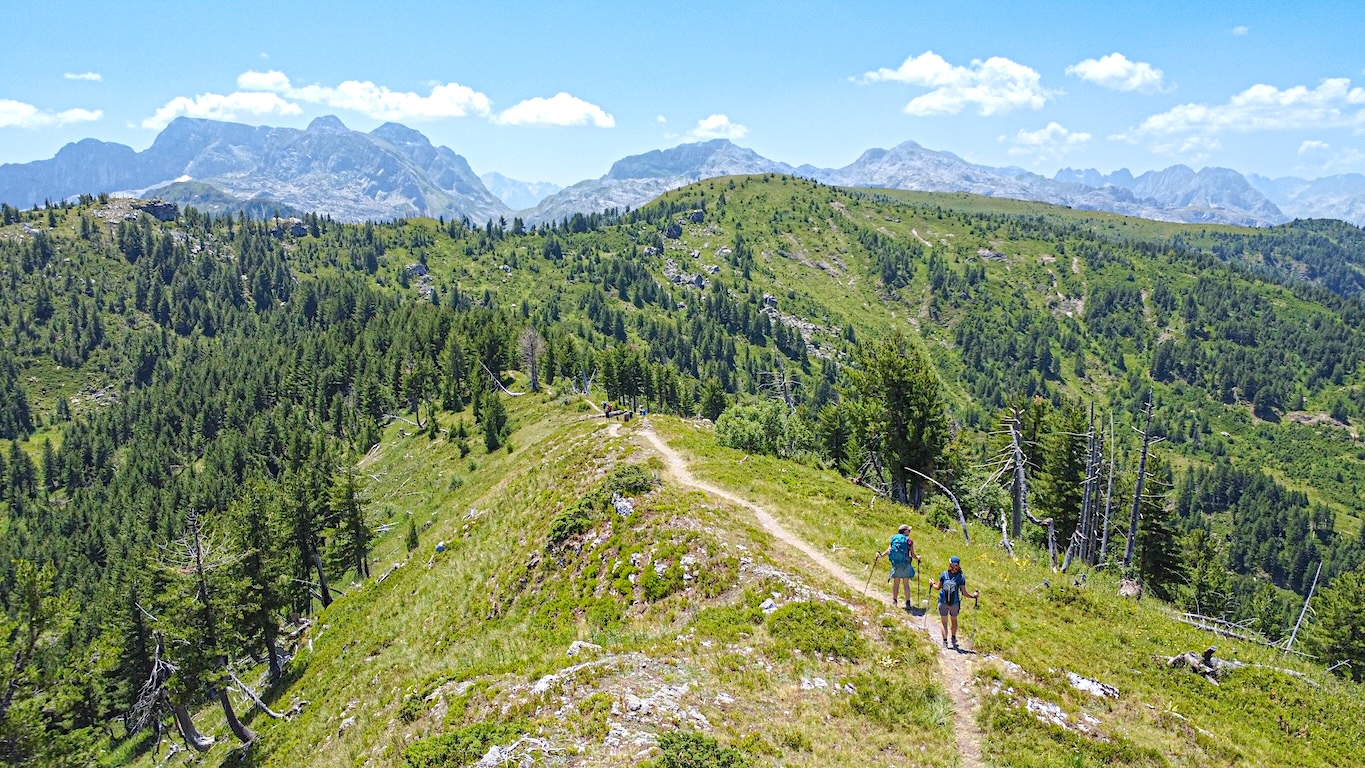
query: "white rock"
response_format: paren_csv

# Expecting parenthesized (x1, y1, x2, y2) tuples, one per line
(1067, 672, 1119, 699)
(566, 641, 602, 658)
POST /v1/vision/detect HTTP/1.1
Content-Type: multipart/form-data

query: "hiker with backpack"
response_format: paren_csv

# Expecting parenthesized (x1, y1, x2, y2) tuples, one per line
(931, 555, 979, 648)
(878, 524, 920, 608)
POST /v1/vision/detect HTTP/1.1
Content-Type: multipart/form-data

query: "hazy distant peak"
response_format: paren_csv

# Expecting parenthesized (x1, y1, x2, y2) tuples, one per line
(370, 121, 430, 145)
(307, 115, 349, 133)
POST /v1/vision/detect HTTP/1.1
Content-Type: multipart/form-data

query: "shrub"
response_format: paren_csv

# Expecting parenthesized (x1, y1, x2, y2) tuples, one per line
(766, 600, 866, 660)
(606, 463, 657, 495)
(647, 730, 750, 768)
(404, 720, 528, 768)
(923, 496, 956, 532)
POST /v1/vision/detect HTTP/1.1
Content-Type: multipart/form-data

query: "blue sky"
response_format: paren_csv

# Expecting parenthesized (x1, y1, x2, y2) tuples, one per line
(2, 1, 1363, 185)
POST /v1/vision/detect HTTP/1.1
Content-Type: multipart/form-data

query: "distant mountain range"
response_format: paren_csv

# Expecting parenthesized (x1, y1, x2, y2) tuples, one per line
(3, 116, 1365, 228)
(479, 172, 561, 210)
(0, 115, 509, 223)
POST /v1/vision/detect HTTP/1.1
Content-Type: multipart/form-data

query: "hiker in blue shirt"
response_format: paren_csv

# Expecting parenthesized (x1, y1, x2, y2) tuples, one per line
(931, 556, 979, 647)
(878, 524, 920, 608)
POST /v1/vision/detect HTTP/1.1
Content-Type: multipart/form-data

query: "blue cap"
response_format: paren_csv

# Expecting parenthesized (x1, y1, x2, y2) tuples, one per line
(949, 556, 961, 565)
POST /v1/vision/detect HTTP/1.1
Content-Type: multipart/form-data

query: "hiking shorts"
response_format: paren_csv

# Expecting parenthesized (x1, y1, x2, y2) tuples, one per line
(890, 561, 915, 579)
(938, 602, 961, 617)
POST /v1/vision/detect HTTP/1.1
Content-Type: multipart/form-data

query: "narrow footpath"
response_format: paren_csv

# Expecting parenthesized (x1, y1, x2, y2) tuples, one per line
(636, 424, 986, 768)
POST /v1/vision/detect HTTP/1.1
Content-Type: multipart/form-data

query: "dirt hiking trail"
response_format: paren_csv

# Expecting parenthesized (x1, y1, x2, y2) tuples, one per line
(636, 423, 986, 768)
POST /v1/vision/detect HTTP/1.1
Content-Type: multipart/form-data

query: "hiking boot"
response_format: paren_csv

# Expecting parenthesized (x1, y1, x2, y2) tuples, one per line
(905, 599, 912, 609)
(942, 636, 950, 647)
(952, 636, 958, 647)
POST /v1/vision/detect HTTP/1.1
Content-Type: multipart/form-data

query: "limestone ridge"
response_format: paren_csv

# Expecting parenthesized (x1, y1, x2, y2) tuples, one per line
(1247, 172, 1365, 226)
(523, 139, 794, 225)
(6, 113, 1365, 227)
(0, 116, 511, 224)
(1057, 164, 1287, 225)
(805, 142, 1287, 227)
(479, 172, 563, 210)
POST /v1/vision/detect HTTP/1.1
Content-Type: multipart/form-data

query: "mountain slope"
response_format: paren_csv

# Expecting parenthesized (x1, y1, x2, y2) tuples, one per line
(3, 180, 1365, 766)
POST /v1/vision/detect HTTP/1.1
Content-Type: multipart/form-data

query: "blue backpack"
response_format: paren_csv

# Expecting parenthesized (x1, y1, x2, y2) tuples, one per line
(888, 533, 910, 564)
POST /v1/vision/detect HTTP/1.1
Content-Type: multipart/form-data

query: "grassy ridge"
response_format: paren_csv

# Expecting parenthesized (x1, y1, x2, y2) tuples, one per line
(125, 394, 959, 768)
(653, 416, 1365, 767)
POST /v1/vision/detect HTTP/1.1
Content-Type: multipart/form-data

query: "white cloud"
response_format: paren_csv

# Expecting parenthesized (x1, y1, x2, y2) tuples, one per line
(141, 91, 301, 129)
(0, 99, 102, 128)
(235, 69, 491, 121)
(1151, 134, 1223, 162)
(1295, 140, 1365, 173)
(1007, 122, 1091, 161)
(64, 71, 102, 82)
(684, 114, 748, 141)
(1130, 78, 1365, 139)
(492, 92, 614, 127)
(1231, 25, 1249, 35)
(237, 69, 291, 92)
(656, 114, 667, 124)
(1066, 53, 1164, 93)
(858, 51, 1054, 116)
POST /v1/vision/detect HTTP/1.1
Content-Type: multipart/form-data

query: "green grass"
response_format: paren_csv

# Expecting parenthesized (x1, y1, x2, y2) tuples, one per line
(651, 415, 1365, 767)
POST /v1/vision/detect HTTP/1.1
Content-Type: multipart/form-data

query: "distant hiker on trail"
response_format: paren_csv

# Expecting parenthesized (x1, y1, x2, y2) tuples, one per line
(878, 524, 920, 608)
(931, 556, 979, 647)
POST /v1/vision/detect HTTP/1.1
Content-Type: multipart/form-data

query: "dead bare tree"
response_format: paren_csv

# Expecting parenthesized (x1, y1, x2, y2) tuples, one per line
(518, 328, 547, 392)
(1009, 414, 1058, 569)
(904, 465, 970, 545)
(130, 632, 212, 753)
(157, 512, 257, 745)
(1097, 414, 1117, 564)
(1063, 403, 1104, 571)
(1122, 398, 1157, 570)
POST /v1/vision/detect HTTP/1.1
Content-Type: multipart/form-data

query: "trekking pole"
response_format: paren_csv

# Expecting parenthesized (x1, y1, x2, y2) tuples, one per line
(916, 557, 922, 605)
(971, 595, 979, 646)
(863, 553, 881, 596)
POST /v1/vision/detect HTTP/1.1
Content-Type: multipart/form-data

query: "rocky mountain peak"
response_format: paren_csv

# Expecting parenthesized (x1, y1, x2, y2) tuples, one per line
(307, 115, 349, 133)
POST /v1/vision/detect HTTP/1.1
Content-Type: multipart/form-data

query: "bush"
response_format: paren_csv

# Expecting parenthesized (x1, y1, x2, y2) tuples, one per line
(606, 463, 657, 495)
(647, 730, 750, 768)
(923, 496, 956, 532)
(715, 399, 814, 458)
(548, 465, 656, 546)
(766, 600, 866, 660)
(404, 720, 528, 768)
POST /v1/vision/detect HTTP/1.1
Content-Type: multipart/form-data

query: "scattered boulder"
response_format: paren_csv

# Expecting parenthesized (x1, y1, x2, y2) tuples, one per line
(1118, 579, 1143, 600)
(133, 199, 179, 221)
(567, 640, 603, 658)
(1067, 672, 1119, 699)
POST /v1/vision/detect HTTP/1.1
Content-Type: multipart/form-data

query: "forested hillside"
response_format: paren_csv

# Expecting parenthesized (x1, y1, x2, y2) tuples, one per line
(1, 180, 1364, 765)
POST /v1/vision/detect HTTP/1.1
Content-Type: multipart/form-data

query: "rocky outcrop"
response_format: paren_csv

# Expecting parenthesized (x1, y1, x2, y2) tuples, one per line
(0, 116, 510, 224)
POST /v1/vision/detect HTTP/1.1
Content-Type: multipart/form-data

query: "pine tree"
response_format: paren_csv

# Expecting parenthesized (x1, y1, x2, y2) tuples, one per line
(1308, 567, 1365, 681)
(699, 378, 728, 422)
(846, 332, 949, 505)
